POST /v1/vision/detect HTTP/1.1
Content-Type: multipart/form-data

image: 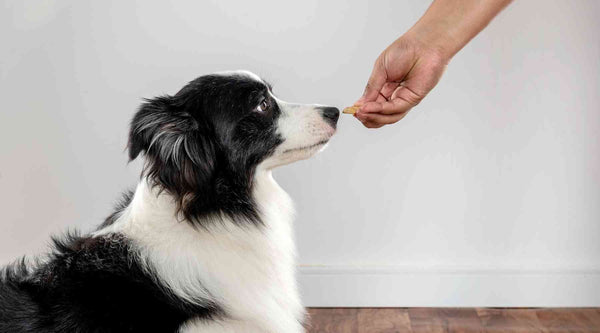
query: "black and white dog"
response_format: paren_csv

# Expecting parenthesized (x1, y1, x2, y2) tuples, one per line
(0, 70, 339, 332)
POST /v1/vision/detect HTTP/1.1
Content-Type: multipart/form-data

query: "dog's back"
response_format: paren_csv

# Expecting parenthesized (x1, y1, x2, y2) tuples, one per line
(0, 233, 218, 333)
(0, 262, 40, 332)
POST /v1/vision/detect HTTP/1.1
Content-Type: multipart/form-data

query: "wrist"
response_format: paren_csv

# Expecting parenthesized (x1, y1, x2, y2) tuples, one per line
(404, 24, 458, 63)
(404, 0, 512, 61)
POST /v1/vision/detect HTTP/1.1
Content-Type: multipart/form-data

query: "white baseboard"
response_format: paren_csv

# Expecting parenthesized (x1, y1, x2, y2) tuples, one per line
(298, 265, 600, 307)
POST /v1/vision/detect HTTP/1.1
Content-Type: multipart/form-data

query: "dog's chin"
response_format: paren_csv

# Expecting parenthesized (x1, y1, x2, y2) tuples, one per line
(282, 139, 329, 155)
(261, 137, 333, 170)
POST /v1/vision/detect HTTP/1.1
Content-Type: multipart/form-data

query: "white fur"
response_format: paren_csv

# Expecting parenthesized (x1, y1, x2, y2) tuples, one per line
(93, 73, 336, 332)
(94, 169, 304, 332)
(214, 69, 264, 83)
(262, 97, 334, 169)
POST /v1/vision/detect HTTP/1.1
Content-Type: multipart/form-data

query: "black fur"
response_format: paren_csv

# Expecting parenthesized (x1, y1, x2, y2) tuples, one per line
(99, 190, 134, 228)
(1, 72, 286, 332)
(0, 233, 221, 333)
(128, 73, 283, 226)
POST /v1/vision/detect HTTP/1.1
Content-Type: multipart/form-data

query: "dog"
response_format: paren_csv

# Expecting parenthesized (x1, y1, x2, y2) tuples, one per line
(0, 70, 339, 333)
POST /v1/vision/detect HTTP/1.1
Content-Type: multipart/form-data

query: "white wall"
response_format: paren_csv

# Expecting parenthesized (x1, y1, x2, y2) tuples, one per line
(1, 1, 599, 306)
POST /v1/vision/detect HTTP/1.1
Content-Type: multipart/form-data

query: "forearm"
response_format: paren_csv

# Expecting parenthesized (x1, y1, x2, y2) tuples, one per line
(406, 0, 512, 60)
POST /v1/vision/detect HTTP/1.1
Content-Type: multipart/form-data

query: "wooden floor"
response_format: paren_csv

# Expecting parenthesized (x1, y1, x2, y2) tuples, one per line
(306, 308, 600, 333)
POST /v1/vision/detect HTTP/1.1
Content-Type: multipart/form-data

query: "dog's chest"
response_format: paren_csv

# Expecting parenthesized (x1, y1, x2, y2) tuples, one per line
(108, 174, 303, 330)
(181, 175, 304, 330)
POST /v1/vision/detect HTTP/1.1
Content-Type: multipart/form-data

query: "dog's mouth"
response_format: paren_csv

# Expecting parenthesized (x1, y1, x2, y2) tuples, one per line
(282, 139, 330, 154)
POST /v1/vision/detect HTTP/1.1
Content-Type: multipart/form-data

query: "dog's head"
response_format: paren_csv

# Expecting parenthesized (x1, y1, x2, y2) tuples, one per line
(128, 70, 338, 224)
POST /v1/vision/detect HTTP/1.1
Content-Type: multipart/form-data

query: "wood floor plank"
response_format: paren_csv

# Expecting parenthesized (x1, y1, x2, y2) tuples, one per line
(409, 308, 447, 333)
(307, 308, 358, 333)
(476, 308, 546, 333)
(535, 309, 600, 333)
(437, 308, 485, 333)
(357, 308, 412, 333)
(579, 309, 600, 328)
(307, 308, 600, 333)
(570, 309, 600, 331)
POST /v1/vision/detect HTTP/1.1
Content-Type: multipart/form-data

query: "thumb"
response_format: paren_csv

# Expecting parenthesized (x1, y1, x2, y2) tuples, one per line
(357, 58, 387, 104)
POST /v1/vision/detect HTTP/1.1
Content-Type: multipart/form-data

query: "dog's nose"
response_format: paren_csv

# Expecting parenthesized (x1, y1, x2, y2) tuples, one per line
(319, 106, 340, 127)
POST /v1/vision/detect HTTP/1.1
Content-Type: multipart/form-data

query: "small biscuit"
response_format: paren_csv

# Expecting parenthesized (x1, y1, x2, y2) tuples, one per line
(342, 106, 359, 115)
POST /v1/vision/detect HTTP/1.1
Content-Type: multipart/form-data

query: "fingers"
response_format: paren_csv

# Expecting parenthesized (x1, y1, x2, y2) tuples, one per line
(355, 111, 409, 128)
(357, 98, 411, 117)
(359, 101, 384, 113)
(357, 58, 387, 104)
(361, 85, 424, 115)
(353, 113, 384, 128)
(380, 82, 401, 100)
(358, 92, 390, 110)
(354, 81, 425, 128)
(390, 85, 423, 108)
(361, 120, 385, 129)
(352, 37, 449, 129)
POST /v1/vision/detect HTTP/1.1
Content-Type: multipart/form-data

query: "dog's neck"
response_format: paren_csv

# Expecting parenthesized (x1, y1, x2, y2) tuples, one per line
(96, 167, 294, 236)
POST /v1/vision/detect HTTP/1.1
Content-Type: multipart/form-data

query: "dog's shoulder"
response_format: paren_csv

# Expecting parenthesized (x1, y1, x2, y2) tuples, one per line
(0, 232, 220, 333)
(99, 189, 135, 229)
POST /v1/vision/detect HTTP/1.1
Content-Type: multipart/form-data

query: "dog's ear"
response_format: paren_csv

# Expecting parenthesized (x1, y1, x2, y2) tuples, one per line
(128, 96, 195, 161)
(128, 96, 217, 220)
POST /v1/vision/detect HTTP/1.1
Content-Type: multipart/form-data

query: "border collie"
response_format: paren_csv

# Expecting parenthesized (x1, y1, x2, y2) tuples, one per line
(0, 70, 339, 332)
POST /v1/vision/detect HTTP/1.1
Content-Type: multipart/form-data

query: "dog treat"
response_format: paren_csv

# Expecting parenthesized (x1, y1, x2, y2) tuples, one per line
(342, 106, 359, 115)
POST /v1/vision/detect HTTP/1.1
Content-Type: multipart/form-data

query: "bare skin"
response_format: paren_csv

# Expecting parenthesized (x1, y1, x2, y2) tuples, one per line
(355, 0, 513, 128)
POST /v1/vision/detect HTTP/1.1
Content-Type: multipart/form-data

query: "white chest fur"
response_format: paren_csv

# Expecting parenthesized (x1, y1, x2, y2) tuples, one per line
(94, 171, 304, 332)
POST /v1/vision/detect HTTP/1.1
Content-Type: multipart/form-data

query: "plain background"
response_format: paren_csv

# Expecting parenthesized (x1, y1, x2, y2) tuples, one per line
(1, 1, 599, 306)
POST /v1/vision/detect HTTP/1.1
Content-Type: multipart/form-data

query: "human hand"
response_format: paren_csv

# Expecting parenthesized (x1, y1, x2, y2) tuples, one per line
(354, 34, 449, 128)
(353, 0, 512, 129)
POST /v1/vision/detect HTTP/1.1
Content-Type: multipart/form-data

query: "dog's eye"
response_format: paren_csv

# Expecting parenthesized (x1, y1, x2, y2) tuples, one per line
(256, 100, 269, 113)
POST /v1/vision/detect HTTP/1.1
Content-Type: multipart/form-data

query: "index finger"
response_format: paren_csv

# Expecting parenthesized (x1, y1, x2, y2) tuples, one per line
(358, 98, 413, 116)
(357, 60, 388, 104)
(360, 85, 423, 115)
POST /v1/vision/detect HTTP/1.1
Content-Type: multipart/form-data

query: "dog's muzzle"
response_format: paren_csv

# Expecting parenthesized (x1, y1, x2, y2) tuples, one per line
(319, 106, 340, 128)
